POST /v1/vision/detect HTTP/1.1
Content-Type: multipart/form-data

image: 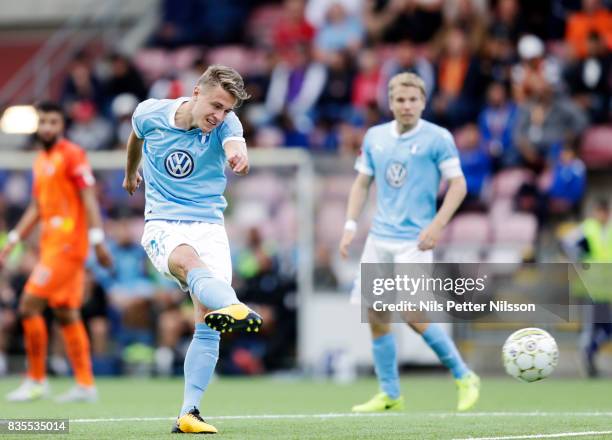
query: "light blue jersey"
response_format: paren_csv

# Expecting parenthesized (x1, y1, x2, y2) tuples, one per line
(355, 119, 463, 241)
(132, 97, 245, 224)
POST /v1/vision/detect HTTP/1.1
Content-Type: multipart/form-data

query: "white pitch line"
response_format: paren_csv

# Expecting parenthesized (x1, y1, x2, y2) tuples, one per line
(453, 430, 612, 440)
(68, 412, 612, 423)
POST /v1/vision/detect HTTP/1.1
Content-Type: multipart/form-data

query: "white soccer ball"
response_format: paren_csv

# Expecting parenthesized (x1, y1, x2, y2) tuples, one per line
(502, 327, 558, 383)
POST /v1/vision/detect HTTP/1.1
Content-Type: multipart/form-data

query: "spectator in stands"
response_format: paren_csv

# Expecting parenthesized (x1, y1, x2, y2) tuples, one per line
(80, 273, 116, 374)
(265, 44, 326, 131)
(151, 0, 196, 47)
(60, 53, 104, 114)
(478, 81, 520, 170)
(148, 74, 184, 100)
(153, 0, 252, 47)
(315, 50, 356, 122)
(429, 27, 485, 128)
(230, 227, 296, 373)
(110, 94, 140, 146)
(154, 293, 193, 376)
(351, 48, 381, 111)
(456, 123, 492, 211)
(479, 26, 516, 85)
(488, 0, 525, 43)
(244, 52, 275, 106)
(511, 34, 563, 104)
(279, 111, 310, 148)
(542, 144, 587, 218)
(92, 217, 156, 347)
(313, 3, 365, 64)
(363, 0, 442, 44)
(565, 0, 612, 59)
(377, 39, 435, 113)
(438, 0, 487, 53)
(274, 0, 315, 56)
(103, 54, 147, 105)
(514, 75, 588, 170)
(306, 0, 362, 28)
(564, 31, 611, 123)
(66, 101, 114, 150)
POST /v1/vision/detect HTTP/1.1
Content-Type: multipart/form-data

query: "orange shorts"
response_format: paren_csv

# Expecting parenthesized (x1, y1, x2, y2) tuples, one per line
(24, 259, 86, 309)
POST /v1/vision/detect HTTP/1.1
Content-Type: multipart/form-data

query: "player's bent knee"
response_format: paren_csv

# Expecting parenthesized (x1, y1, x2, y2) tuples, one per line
(370, 322, 392, 338)
(53, 308, 80, 325)
(408, 322, 430, 334)
(18, 294, 46, 318)
(168, 244, 206, 282)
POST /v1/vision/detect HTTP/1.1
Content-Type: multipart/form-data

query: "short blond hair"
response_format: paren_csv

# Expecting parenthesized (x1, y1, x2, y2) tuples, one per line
(388, 72, 426, 100)
(197, 64, 251, 107)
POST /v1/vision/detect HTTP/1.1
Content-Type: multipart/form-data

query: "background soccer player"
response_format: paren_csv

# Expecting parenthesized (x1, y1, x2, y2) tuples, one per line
(339, 72, 481, 413)
(124, 64, 263, 434)
(0, 101, 113, 403)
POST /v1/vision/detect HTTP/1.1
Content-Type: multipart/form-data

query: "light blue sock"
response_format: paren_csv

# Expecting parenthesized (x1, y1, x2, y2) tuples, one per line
(372, 333, 401, 399)
(187, 268, 239, 310)
(180, 323, 220, 416)
(422, 324, 469, 379)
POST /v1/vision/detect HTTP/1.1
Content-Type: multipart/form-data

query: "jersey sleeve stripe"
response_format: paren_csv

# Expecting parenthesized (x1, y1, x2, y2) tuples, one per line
(439, 157, 463, 179)
(354, 162, 374, 176)
(221, 136, 246, 146)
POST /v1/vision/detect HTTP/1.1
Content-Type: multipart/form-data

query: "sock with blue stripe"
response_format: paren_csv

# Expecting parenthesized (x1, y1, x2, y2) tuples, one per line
(372, 333, 401, 399)
(422, 324, 469, 379)
(187, 268, 238, 310)
(180, 323, 220, 416)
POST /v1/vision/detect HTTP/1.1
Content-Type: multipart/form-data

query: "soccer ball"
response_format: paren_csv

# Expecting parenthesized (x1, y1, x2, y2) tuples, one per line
(502, 327, 558, 383)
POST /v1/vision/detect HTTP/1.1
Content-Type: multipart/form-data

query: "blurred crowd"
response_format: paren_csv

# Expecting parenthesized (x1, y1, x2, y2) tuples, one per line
(39, 0, 612, 214)
(1, 0, 611, 376)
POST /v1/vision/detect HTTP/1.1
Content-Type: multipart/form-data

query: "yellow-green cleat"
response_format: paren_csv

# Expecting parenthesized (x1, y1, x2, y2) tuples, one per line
(456, 372, 480, 411)
(351, 392, 405, 413)
(204, 304, 263, 334)
(172, 408, 217, 434)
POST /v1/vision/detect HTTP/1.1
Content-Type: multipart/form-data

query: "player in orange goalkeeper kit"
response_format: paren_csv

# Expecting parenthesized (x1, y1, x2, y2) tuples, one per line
(0, 101, 113, 403)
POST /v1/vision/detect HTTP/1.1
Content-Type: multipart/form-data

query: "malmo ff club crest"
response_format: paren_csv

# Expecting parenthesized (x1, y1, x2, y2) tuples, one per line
(385, 161, 407, 188)
(165, 150, 194, 178)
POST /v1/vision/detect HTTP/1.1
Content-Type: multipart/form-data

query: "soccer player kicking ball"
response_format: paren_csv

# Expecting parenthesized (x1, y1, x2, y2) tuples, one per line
(1, 102, 113, 403)
(124, 65, 263, 434)
(339, 73, 480, 413)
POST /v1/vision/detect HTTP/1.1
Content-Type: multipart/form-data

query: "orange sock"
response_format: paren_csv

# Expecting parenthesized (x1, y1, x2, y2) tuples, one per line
(60, 321, 94, 387)
(22, 315, 48, 382)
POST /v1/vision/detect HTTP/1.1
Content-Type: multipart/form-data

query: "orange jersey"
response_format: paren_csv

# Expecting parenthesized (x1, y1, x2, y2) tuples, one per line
(32, 139, 95, 262)
(566, 10, 612, 58)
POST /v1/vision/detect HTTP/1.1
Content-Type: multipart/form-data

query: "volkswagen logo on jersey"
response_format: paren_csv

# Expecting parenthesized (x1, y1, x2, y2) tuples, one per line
(165, 150, 194, 178)
(385, 161, 407, 188)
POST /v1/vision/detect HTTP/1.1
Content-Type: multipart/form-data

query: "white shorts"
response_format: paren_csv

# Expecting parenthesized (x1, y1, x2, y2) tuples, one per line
(141, 220, 232, 291)
(350, 235, 433, 305)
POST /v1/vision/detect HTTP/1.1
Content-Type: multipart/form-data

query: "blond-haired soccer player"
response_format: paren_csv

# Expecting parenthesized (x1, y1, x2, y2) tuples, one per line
(124, 65, 263, 434)
(340, 73, 480, 412)
(1, 101, 113, 403)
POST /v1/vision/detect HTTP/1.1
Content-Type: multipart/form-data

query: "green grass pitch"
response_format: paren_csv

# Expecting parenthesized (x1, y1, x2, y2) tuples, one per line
(1, 375, 612, 439)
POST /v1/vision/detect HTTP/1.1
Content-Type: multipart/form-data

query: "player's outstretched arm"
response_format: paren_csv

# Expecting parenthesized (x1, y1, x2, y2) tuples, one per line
(123, 130, 143, 195)
(224, 140, 249, 176)
(80, 187, 113, 269)
(418, 176, 467, 251)
(0, 201, 39, 269)
(340, 173, 373, 259)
